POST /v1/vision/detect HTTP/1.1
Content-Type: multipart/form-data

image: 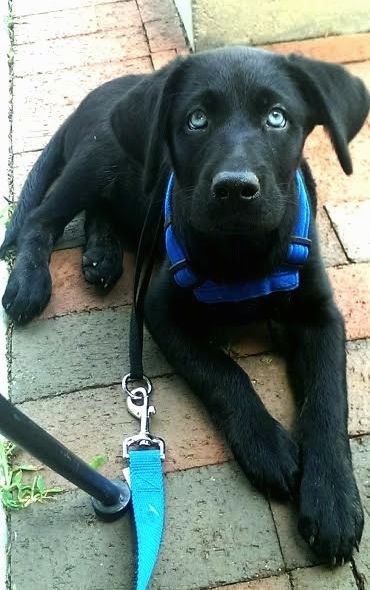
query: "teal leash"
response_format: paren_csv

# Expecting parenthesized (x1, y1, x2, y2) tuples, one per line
(122, 177, 167, 590)
(122, 376, 165, 590)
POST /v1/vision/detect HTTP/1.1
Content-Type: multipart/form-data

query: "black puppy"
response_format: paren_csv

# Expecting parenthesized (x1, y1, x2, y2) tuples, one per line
(1, 47, 369, 564)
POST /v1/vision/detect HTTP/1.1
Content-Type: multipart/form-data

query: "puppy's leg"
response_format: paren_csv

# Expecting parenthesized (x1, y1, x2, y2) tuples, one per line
(286, 285, 363, 562)
(82, 204, 123, 290)
(2, 151, 117, 323)
(145, 267, 299, 500)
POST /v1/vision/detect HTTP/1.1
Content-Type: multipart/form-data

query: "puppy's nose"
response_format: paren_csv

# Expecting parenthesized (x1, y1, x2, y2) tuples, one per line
(212, 171, 260, 201)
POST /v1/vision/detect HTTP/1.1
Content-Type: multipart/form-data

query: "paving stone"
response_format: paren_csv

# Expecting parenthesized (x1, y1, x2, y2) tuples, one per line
(151, 49, 177, 70)
(238, 354, 296, 432)
(12, 150, 40, 197)
(270, 499, 319, 570)
(347, 339, 370, 436)
(214, 575, 292, 590)
(16, 376, 230, 487)
(351, 435, 370, 586)
(10, 463, 284, 589)
(14, 2, 142, 44)
(13, 29, 149, 77)
(326, 200, 370, 263)
(263, 33, 370, 64)
(12, 57, 152, 152)
(271, 437, 370, 572)
(144, 19, 188, 52)
(12, 0, 124, 16)
(226, 322, 272, 357)
(11, 308, 170, 402)
(136, 0, 180, 23)
(41, 247, 135, 319)
(316, 206, 347, 268)
(304, 115, 369, 207)
(328, 263, 370, 341)
(54, 213, 86, 250)
(290, 564, 357, 589)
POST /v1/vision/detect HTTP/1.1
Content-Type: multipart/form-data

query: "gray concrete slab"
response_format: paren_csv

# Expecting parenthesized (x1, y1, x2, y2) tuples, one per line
(11, 308, 171, 402)
(10, 462, 284, 590)
(351, 435, 370, 586)
(290, 564, 357, 589)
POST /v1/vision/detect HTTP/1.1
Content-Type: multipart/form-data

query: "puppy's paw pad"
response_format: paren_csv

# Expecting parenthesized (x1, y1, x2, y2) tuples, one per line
(82, 245, 122, 289)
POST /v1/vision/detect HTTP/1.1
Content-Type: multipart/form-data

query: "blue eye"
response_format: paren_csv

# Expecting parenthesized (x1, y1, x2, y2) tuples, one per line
(266, 107, 286, 128)
(188, 109, 208, 130)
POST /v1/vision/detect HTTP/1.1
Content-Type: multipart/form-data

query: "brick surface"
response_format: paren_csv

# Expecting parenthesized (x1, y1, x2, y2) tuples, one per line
(151, 49, 177, 70)
(347, 339, 370, 436)
(12, 0, 124, 16)
(13, 58, 152, 153)
(11, 308, 170, 402)
(136, 0, 179, 23)
(263, 33, 370, 63)
(271, 437, 370, 572)
(351, 435, 370, 585)
(17, 376, 230, 487)
(13, 30, 149, 77)
(329, 263, 370, 341)
(10, 463, 284, 590)
(290, 565, 357, 589)
(144, 19, 188, 52)
(316, 207, 347, 268)
(12, 150, 40, 197)
(326, 200, 370, 263)
(42, 247, 135, 319)
(214, 576, 291, 590)
(14, 2, 142, 44)
(304, 117, 370, 207)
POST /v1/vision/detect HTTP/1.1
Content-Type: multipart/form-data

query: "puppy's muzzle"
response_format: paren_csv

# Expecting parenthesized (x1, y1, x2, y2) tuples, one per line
(212, 171, 260, 202)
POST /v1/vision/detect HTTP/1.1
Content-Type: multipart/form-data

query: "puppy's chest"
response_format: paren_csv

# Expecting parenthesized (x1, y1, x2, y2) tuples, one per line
(199, 291, 291, 327)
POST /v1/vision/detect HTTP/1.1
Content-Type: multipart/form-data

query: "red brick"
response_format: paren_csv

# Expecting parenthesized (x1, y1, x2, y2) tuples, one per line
(328, 263, 370, 341)
(12, 151, 40, 199)
(151, 49, 177, 70)
(262, 33, 370, 64)
(12, 0, 123, 16)
(239, 355, 296, 432)
(144, 19, 188, 53)
(316, 207, 347, 268)
(227, 323, 272, 357)
(326, 200, 370, 263)
(14, 2, 142, 44)
(347, 340, 370, 436)
(304, 118, 370, 208)
(41, 247, 135, 319)
(213, 575, 291, 590)
(12, 58, 152, 153)
(13, 29, 148, 77)
(136, 0, 178, 23)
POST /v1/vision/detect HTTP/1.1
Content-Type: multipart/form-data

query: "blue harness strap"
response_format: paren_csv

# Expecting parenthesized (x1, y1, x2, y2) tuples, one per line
(129, 448, 165, 590)
(164, 171, 311, 303)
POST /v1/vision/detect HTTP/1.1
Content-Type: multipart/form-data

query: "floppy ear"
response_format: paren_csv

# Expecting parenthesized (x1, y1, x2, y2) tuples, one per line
(143, 57, 186, 194)
(287, 53, 369, 174)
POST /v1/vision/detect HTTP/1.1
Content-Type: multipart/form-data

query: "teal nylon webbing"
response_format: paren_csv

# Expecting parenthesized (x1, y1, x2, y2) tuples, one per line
(129, 448, 165, 590)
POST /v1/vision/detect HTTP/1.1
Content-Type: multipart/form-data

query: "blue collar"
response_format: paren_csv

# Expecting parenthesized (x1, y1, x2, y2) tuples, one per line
(164, 171, 311, 304)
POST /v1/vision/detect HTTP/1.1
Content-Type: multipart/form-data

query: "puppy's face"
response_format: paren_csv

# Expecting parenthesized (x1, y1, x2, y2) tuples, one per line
(167, 47, 312, 238)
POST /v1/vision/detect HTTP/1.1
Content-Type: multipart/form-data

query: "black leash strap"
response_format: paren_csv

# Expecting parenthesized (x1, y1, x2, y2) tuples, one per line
(129, 187, 165, 380)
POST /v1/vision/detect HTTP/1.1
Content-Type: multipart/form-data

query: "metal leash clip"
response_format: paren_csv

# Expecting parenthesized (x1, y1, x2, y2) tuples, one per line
(122, 374, 165, 460)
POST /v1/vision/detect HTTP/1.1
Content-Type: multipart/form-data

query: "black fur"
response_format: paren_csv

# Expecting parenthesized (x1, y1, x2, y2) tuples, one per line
(1, 46, 369, 563)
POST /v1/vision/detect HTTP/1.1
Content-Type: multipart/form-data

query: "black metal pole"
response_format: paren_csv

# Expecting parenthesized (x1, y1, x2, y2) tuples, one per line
(0, 394, 130, 520)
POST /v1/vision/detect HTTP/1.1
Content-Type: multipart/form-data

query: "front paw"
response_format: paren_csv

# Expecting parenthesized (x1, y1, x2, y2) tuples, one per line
(232, 418, 300, 501)
(82, 241, 123, 289)
(2, 261, 52, 323)
(299, 463, 364, 563)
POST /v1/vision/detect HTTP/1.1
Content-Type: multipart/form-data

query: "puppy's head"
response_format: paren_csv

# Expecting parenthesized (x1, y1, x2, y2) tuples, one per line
(144, 46, 369, 242)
